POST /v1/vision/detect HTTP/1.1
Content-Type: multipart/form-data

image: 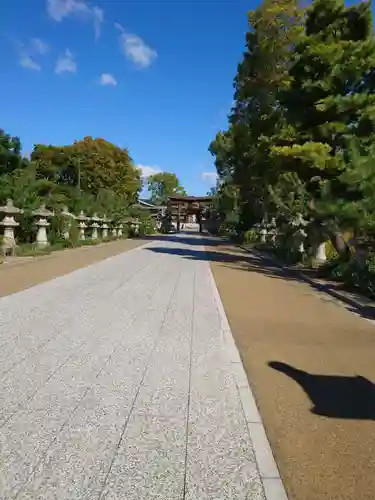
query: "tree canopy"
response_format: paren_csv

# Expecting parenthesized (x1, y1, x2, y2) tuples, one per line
(209, 0, 375, 258)
(0, 133, 143, 220)
(31, 136, 142, 203)
(147, 172, 187, 205)
(0, 129, 28, 175)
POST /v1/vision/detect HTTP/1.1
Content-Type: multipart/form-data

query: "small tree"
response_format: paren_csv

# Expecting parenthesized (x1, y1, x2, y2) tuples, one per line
(147, 172, 186, 205)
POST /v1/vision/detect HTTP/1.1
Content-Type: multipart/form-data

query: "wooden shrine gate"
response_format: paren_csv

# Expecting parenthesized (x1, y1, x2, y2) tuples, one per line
(166, 195, 213, 233)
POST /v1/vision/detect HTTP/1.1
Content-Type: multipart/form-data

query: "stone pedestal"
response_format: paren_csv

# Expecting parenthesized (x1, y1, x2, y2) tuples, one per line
(117, 224, 123, 237)
(315, 241, 327, 263)
(35, 219, 50, 247)
(101, 215, 109, 239)
(61, 206, 75, 240)
(90, 214, 101, 240)
(1, 216, 19, 254)
(91, 223, 99, 240)
(292, 213, 308, 255)
(294, 228, 307, 254)
(0, 199, 23, 255)
(78, 221, 87, 240)
(268, 217, 277, 244)
(102, 225, 109, 239)
(76, 211, 88, 241)
(260, 228, 267, 243)
(33, 205, 53, 248)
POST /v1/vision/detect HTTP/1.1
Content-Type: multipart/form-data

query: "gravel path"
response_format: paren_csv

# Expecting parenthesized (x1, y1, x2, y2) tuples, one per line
(0, 234, 268, 500)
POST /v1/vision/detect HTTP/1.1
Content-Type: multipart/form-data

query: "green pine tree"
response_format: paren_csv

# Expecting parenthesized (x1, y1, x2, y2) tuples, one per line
(272, 0, 375, 256)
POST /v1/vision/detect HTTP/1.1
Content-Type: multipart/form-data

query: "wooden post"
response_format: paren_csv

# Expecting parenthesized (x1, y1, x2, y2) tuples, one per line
(177, 204, 181, 232)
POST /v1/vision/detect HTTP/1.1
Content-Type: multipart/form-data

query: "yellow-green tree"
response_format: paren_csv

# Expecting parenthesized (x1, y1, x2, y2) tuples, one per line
(31, 136, 142, 204)
(147, 172, 186, 205)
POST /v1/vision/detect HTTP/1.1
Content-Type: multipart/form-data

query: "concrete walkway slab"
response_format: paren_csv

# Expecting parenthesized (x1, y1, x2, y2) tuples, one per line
(0, 233, 281, 500)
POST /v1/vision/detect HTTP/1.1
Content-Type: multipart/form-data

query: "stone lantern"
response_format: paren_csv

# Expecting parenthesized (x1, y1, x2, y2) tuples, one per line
(111, 222, 117, 238)
(258, 220, 267, 244)
(117, 223, 123, 237)
(33, 204, 53, 248)
(61, 206, 75, 240)
(90, 213, 101, 240)
(0, 199, 23, 255)
(292, 213, 308, 254)
(101, 215, 109, 239)
(268, 217, 277, 245)
(76, 211, 88, 241)
(315, 242, 327, 264)
(133, 218, 140, 236)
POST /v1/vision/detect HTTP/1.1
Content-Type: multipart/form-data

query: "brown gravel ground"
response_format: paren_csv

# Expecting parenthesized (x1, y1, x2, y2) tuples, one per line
(207, 239, 375, 500)
(0, 239, 147, 298)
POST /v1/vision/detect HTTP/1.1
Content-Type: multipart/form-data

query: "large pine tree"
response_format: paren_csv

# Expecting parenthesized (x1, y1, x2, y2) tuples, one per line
(272, 0, 375, 253)
(228, 0, 302, 226)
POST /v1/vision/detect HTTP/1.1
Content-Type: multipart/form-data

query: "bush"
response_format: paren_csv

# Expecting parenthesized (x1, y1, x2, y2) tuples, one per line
(243, 228, 258, 246)
(325, 239, 339, 261)
(320, 251, 375, 298)
(80, 238, 102, 246)
(16, 243, 52, 257)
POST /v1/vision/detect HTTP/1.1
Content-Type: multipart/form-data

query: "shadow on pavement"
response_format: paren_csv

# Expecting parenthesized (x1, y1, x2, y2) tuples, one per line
(269, 361, 375, 420)
(143, 232, 223, 247)
(145, 237, 375, 322)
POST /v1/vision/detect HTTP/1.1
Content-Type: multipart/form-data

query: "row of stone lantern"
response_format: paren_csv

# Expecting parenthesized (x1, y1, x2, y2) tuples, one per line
(70, 210, 124, 242)
(256, 213, 328, 263)
(0, 199, 126, 251)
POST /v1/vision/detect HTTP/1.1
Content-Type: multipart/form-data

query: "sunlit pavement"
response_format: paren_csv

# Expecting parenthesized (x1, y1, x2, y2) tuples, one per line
(0, 232, 282, 500)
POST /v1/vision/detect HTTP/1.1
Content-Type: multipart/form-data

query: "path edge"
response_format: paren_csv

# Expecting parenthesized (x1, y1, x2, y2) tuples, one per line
(0, 239, 155, 301)
(207, 265, 289, 500)
(238, 244, 375, 317)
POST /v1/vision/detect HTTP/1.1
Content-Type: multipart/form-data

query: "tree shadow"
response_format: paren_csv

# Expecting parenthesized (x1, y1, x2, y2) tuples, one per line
(143, 232, 223, 247)
(146, 244, 300, 281)
(269, 361, 375, 420)
(145, 236, 375, 322)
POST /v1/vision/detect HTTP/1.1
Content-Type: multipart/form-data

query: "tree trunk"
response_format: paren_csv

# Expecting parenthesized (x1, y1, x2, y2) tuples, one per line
(330, 231, 351, 260)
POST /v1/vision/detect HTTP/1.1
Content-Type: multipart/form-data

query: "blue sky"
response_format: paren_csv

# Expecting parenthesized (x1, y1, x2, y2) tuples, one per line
(1, 0, 250, 196)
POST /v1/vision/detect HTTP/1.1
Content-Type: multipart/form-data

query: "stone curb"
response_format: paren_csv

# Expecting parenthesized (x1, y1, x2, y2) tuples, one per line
(207, 265, 289, 500)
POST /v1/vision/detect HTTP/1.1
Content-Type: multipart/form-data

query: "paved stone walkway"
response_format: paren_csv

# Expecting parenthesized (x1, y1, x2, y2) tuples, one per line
(0, 234, 281, 500)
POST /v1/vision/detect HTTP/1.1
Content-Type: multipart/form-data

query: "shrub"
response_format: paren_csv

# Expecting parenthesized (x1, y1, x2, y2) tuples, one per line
(243, 228, 258, 246)
(320, 251, 375, 298)
(80, 238, 102, 246)
(16, 243, 52, 257)
(325, 239, 339, 261)
(119, 226, 129, 238)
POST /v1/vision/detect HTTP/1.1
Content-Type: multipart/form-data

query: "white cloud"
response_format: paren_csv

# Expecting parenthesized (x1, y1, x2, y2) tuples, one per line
(137, 164, 161, 179)
(30, 38, 49, 54)
(20, 56, 41, 71)
(55, 49, 76, 74)
(116, 23, 157, 68)
(201, 171, 218, 183)
(99, 73, 117, 86)
(46, 0, 104, 39)
(18, 38, 49, 71)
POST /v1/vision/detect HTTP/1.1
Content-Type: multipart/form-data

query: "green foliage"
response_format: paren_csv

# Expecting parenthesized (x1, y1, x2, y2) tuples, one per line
(320, 251, 375, 298)
(208, 0, 375, 295)
(147, 172, 186, 205)
(31, 137, 142, 204)
(243, 228, 258, 246)
(325, 239, 338, 261)
(0, 129, 27, 175)
(16, 243, 52, 257)
(0, 130, 177, 257)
